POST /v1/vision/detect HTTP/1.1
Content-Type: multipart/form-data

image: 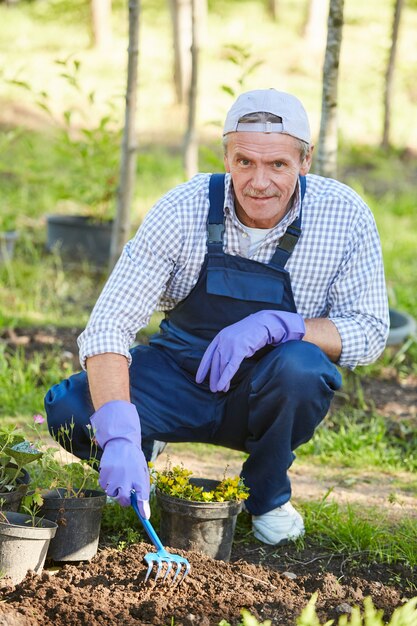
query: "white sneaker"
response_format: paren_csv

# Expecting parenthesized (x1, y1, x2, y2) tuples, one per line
(252, 501, 305, 545)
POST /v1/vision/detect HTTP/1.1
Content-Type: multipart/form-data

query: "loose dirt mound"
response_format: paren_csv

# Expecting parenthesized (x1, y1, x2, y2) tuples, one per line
(1, 543, 407, 626)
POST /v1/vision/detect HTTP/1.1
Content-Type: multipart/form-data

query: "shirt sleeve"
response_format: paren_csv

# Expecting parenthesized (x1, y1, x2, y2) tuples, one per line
(77, 195, 183, 370)
(327, 202, 389, 369)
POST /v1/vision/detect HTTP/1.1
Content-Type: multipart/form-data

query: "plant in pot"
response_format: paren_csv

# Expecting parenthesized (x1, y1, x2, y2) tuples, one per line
(32, 419, 106, 563)
(151, 463, 249, 561)
(8, 60, 120, 266)
(46, 124, 118, 267)
(43, 58, 121, 266)
(0, 491, 58, 585)
(0, 426, 43, 512)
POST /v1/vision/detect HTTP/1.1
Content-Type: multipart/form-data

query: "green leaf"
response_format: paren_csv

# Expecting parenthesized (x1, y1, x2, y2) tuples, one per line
(221, 85, 235, 97)
(5, 447, 43, 467)
(240, 610, 272, 626)
(7, 79, 31, 91)
(36, 101, 52, 116)
(63, 110, 72, 126)
(32, 492, 44, 507)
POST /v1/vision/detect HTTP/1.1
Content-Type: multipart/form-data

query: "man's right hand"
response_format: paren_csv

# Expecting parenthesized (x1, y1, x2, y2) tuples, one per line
(90, 400, 150, 517)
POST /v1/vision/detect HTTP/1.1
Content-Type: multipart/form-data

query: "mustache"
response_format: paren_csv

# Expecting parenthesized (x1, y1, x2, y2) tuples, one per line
(243, 188, 281, 199)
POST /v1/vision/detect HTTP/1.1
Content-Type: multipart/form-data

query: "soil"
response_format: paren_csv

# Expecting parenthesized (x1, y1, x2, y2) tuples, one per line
(0, 540, 413, 626)
(0, 326, 416, 625)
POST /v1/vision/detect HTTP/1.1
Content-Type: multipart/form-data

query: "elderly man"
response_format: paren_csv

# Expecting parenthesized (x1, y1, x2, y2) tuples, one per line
(45, 88, 389, 546)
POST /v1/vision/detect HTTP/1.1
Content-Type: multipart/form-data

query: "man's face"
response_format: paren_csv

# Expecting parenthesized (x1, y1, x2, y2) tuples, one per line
(224, 132, 313, 229)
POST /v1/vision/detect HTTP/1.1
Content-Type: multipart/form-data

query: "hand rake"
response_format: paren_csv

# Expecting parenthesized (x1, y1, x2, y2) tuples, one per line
(130, 492, 191, 584)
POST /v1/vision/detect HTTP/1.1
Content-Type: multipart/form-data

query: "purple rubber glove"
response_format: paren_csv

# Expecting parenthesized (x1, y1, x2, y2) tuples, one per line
(90, 400, 151, 518)
(196, 310, 305, 393)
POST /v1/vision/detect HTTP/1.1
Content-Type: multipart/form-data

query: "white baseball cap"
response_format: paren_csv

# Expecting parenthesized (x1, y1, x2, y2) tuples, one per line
(223, 88, 311, 143)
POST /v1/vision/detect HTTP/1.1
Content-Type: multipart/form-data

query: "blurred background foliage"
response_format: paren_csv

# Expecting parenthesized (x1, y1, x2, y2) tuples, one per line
(0, 0, 416, 371)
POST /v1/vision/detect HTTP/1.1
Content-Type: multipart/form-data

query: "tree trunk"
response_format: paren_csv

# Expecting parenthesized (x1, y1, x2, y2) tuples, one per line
(168, 0, 193, 104)
(266, 0, 278, 20)
(183, 0, 200, 178)
(381, 0, 404, 149)
(302, 0, 328, 56)
(109, 0, 140, 269)
(315, 0, 344, 179)
(90, 0, 112, 50)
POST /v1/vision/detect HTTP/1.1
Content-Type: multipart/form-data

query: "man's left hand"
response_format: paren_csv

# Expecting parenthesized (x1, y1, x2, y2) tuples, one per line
(195, 310, 305, 393)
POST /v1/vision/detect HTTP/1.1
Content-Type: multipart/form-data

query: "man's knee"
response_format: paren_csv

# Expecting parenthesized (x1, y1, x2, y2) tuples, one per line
(271, 341, 341, 393)
(45, 380, 69, 436)
(252, 340, 342, 399)
(44, 372, 94, 457)
(247, 341, 341, 449)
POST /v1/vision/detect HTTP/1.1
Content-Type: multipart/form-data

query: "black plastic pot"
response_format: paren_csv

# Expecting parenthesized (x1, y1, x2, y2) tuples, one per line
(39, 488, 106, 562)
(0, 467, 30, 512)
(388, 308, 416, 346)
(46, 215, 113, 266)
(156, 478, 243, 561)
(0, 231, 18, 264)
(0, 511, 57, 585)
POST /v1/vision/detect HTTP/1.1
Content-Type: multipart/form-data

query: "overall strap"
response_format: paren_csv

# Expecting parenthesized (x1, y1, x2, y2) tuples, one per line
(207, 173, 226, 245)
(269, 175, 306, 269)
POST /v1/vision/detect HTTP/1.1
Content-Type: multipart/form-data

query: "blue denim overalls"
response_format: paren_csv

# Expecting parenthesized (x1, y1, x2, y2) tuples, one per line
(45, 174, 341, 515)
(150, 173, 301, 373)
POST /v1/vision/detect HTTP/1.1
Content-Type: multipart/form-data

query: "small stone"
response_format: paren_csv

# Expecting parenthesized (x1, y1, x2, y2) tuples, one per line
(335, 603, 353, 615)
(282, 571, 297, 580)
(183, 617, 209, 626)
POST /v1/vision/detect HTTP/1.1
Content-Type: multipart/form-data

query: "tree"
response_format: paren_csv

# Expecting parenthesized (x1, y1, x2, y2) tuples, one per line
(381, 0, 404, 149)
(302, 0, 329, 56)
(183, 0, 201, 178)
(168, 0, 193, 104)
(168, 0, 207, 104)
(266, 0, 279, 20)
(90, 0, 112, 50)
(110, 0, 140, 268)
(315, 0, 344, 179)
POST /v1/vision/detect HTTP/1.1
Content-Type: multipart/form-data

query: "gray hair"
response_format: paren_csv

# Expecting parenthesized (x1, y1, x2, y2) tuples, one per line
(222, 111, 311, 162)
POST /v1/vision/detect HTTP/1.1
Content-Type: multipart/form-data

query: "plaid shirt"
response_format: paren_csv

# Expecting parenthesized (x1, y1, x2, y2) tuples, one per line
(78, 173, 389, 370)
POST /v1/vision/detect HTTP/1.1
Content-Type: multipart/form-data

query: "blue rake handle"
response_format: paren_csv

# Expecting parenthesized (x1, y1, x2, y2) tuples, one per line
(130, 492, 191, 584)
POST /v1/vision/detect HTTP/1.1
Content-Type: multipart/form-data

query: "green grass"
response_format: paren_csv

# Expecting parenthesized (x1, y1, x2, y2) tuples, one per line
(297, 409, 417, 473)
(235, 496, 417, 582)
(0, 239, 104, 328)
(0, 344, 73, 418)
(302, 494, 417, 570)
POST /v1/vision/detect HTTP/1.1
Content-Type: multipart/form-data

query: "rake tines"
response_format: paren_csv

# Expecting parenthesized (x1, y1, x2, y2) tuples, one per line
(130, 492, 191, 585)
(144, 551, 191, 584)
